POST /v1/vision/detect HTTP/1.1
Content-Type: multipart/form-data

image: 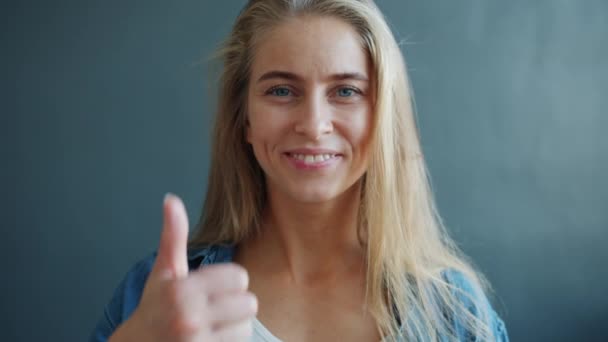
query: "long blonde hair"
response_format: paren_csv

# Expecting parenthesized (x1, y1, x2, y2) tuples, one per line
(190, 0, 495, 340)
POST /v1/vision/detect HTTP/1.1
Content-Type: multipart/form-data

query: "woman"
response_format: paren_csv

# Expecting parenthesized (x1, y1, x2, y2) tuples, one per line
(91, 0, 509, 341)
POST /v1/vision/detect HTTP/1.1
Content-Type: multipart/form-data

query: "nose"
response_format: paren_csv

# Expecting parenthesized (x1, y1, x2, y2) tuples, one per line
(293, 94, 333, 140)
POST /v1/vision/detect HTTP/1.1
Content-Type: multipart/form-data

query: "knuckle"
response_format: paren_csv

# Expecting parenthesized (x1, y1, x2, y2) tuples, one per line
(167, 312, 200, 337)
(216, 321, 253, 342)
(158, 280, 210, 338)
(243, 320, 253, 336)
(163, 280, 186, 306)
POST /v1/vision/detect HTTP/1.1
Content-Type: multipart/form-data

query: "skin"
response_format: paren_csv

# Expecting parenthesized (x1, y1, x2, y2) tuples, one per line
(235, 15, 380, 341)
(109, 195, 258, 342)
(109, 14, 378, 342)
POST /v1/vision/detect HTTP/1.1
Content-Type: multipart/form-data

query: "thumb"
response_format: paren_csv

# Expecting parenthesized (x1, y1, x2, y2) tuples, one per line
(150, 193, 190, 281)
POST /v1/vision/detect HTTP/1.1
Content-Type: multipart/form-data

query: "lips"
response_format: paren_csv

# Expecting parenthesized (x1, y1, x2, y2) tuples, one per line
(289, 153, 338, 164)
(284, 148, 342, 156)
(283, 149, 343, 168)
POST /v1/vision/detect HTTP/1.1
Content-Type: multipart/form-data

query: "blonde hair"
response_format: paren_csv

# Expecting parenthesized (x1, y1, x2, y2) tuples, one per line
(190, 0, 496, 340)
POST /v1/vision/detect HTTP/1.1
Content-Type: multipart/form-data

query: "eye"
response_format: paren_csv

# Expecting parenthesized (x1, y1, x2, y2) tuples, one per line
(337, 87, 356, 97)
(267, 86, 292, 97)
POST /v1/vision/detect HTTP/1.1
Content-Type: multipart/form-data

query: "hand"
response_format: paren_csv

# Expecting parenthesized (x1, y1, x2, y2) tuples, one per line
(110, 194, 257, 342)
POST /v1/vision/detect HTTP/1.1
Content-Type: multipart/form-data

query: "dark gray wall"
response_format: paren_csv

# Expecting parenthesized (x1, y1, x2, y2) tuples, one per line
(6, 1, 607, 341)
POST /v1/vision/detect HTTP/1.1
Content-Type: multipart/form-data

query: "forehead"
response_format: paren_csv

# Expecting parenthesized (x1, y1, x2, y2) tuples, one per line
(250, 15, 370, 80)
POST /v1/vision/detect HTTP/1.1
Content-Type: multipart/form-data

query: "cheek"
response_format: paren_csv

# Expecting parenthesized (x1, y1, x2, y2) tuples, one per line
(246, 102, 288, 151)
(339, 106, 373, 154)
(246, 98, 269, 144)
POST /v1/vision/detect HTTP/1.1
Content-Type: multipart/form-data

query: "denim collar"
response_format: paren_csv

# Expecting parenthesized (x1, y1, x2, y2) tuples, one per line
(187, 244, 236, 270)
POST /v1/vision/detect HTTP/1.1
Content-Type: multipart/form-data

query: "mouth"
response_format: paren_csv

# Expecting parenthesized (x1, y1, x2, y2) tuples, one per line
(283, 151, 343, 168)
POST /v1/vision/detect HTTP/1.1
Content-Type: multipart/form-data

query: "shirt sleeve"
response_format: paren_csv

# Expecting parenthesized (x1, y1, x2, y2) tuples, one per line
(443, 270, 510, 342)
(89, 254, 155, 342)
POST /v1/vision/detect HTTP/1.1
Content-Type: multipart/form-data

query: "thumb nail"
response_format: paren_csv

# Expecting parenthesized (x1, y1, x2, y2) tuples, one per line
(164, 192, 174, 204)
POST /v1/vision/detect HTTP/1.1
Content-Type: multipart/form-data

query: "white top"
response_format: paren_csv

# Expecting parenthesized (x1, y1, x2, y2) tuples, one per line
(251, 318, 283, 342)
(250, 318, 389, 342)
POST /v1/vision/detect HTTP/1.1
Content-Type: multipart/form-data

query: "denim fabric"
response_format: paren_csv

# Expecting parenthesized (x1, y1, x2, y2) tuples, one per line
(90, 245, 508, 341)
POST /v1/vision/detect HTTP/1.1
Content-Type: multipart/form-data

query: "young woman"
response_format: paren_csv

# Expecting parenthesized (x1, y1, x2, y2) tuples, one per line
(91, 1, 509, 341)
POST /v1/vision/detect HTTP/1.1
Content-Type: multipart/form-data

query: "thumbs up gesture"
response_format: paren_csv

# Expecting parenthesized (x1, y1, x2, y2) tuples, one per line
(109, 194, 258, 342)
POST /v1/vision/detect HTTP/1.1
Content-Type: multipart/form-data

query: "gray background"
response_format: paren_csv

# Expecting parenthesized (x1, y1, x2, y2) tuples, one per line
(5, 0, 607, 341)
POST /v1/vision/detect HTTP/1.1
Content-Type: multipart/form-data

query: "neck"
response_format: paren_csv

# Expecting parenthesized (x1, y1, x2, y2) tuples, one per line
(246, 180, 366, 285)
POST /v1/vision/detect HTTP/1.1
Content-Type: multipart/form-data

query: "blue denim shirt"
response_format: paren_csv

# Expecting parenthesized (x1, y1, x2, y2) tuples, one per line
(90, 245, 508, 341)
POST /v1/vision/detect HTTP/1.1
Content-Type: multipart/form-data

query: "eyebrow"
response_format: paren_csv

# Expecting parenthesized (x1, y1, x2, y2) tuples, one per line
(256, 70, 369, 83)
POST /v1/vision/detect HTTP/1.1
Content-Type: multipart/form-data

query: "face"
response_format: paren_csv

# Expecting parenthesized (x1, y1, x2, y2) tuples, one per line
(246, 15, 373, 204)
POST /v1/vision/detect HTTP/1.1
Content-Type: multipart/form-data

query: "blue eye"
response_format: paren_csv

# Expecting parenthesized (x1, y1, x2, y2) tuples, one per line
(337, 87, 355, 97)
(269, 87, 291, 97)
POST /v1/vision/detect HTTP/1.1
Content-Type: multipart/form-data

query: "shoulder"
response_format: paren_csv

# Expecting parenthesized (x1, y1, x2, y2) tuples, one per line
(89, 244, 235, 341)
(441, 269, 509, 342)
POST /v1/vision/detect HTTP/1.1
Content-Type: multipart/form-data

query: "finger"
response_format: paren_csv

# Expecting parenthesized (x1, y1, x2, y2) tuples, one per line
(189, 263, 249, 295)
(150, 193, 190, 281)
(207, 292, 258, 325)
(212, 319, 254, 342)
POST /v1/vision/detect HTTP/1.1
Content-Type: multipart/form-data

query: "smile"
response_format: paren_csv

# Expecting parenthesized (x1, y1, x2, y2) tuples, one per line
(284, 152, 342, 169)
(291, 153, 337, 163)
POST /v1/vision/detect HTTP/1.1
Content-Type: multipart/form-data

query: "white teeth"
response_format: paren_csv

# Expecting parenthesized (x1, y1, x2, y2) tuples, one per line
(290, 153, 337, 163)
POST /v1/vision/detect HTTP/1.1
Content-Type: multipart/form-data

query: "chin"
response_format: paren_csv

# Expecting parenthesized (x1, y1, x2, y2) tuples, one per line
(285, 184, 342, 203)
(299, 183, 360, 203)
(267, 175, 361, 204)
(294, 193, 338, 204)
